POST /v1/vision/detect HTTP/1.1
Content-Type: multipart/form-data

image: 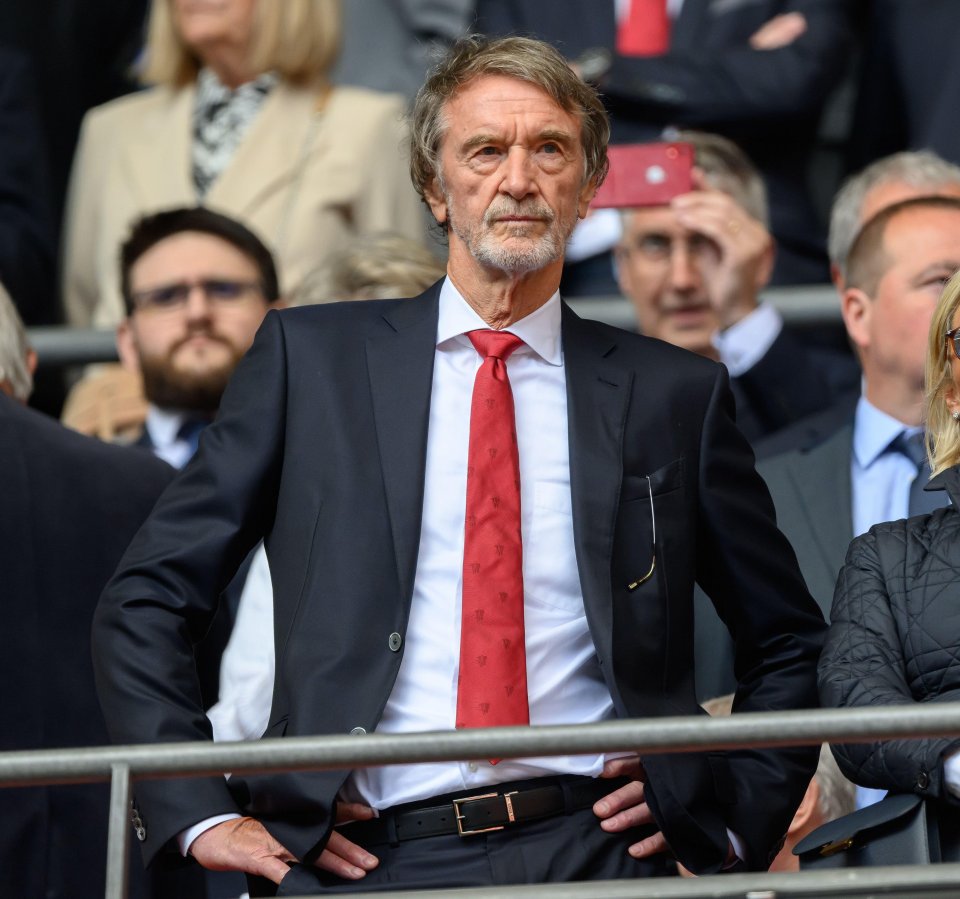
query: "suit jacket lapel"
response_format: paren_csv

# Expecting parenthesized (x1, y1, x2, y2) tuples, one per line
(366, 284, 441, 603)
(562, 305, 633, 664)
(672, 0, 709, 51)
(787, 424, 854, 607)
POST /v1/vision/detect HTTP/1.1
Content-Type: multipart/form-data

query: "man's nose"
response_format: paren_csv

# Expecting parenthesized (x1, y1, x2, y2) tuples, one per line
(183, 284, 214, 319)
(499, 148, 536, 199)
(669, 243, 699, 292)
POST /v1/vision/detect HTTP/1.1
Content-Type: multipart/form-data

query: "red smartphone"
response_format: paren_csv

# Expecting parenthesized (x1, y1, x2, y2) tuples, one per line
(591, 142, 694, 208)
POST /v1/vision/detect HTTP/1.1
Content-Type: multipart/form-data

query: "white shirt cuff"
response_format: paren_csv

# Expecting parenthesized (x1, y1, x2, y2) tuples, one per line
(944, 749, 960, 798)
(726, 828, 746, 866)
(178, 813, 243, 857)
(711, 302, 783, 378)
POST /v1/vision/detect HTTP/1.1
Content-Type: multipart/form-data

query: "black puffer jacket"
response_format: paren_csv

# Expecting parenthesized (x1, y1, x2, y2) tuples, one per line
(819, 466, 960, 801)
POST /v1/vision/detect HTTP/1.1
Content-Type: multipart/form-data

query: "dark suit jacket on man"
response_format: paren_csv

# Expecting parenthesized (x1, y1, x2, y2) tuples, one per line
(0, 394, 175, 899)
(93, 283, 826, 876)
(692, 396, 857, 700)
(730, 327, 859, 446)
(755, 396, 859, 617)
(473, 0, 854, 283)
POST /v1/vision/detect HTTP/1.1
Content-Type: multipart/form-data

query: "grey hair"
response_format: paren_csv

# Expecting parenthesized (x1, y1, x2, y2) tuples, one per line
(0, 283, 33, 401)
(829, 151, 960, 276)
(409, 35, 610, 208)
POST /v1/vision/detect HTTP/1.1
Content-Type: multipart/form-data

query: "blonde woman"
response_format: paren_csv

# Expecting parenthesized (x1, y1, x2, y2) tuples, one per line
(819, 265, 960, 806)
(62, 0, 424, 329)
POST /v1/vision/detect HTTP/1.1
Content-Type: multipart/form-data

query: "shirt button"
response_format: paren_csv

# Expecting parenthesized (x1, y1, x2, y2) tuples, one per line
(468, 762, 478, 772)
(350, 727, 367, 736)
(388, 632, 402, 652)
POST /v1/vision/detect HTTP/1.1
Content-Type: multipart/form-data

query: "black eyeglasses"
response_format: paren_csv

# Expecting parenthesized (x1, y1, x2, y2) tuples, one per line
(946, 326, 960, 361)
(130, 279, 264, 313)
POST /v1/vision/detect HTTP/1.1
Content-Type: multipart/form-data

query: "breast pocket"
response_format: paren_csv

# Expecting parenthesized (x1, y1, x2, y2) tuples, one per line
(615, 458, 685, 592)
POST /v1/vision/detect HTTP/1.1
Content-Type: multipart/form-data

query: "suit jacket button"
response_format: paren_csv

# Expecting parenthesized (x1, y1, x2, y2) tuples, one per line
(350, 727, 367, 736)
(917, 770, 930, 790)
(388, 632, 402, 652)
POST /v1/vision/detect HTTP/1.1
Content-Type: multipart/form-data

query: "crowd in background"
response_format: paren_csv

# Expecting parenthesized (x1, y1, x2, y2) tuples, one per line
(6, 0, 960, 897)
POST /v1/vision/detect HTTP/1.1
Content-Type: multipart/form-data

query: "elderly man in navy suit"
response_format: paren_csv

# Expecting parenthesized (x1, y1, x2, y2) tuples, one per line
(93, 35, 825, 896)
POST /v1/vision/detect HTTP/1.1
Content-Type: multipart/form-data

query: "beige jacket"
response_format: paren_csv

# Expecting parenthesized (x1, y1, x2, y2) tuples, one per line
(62, 81, 426, 328)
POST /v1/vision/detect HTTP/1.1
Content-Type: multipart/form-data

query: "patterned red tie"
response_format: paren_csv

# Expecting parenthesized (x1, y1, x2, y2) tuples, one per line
(456, 330, 529, 758)
(617, 0, 671, 56)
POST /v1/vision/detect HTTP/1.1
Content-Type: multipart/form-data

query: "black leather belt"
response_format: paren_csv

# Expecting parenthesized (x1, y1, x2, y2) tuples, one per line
(340, 775, 623, 845)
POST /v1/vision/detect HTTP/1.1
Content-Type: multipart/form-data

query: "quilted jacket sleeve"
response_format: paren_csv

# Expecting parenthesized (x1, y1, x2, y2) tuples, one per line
(818, 524, 960, 801)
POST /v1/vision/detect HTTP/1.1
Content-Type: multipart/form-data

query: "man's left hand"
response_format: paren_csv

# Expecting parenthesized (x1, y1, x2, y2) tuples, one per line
(593, 756, 670, 859)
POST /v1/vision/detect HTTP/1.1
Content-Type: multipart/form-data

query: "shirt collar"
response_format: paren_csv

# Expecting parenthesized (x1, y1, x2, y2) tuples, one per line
(144, 405, 187, 451)
(436, 276, 563, 365)
(853, 394, 923, 468)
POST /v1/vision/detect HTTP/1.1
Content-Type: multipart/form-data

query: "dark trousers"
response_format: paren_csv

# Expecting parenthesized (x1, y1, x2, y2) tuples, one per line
(249, 778, 668, 896)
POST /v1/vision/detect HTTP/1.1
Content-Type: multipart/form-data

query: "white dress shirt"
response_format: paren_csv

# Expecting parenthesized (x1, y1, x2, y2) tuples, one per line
(143, 406, 201, 470)
(347, 278, 621, 808)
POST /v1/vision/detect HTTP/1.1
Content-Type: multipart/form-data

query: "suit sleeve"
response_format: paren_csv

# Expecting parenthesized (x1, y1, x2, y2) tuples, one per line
(0, 50, 55, 325)
(696, 364, 826, 867)
(819, 528, 960, 803)
(92, 311, 289, 864)
(601, 0, 852, 133)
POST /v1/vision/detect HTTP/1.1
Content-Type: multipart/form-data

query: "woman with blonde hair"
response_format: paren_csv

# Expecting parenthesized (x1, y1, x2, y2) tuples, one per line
(819, 267, 960, 812)
(62, 0, 424, 329)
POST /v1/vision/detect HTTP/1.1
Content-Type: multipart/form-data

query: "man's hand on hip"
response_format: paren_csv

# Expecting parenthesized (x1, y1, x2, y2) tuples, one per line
(593, 756, 669, 859)
(189, 803, 380, 885)
(190, 817, 298, 885)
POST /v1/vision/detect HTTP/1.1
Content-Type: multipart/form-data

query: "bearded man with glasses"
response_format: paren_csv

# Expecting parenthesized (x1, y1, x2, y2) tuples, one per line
(114, 207, 280, 468)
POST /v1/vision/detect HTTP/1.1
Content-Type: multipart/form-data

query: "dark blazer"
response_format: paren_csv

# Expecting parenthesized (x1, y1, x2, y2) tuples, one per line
(0, 394, 175, 899)
(93, 283, 826, 876)
(754, 396, 858, 617)
(732, 328, 860, 446)
(0, 48, 55, 324)
(473, 0, 854, 283)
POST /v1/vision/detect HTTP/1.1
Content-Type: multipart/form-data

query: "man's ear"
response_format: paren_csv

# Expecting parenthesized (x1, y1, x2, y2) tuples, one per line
(424, 175, 448, 227)
(26, 348, 37, 377)
(841, 286, 873, 354)
(578, 176, 599, 219)
(830, 261, 845, 292)
(116, 319, 142, 372)
(754, 238, 776, 291)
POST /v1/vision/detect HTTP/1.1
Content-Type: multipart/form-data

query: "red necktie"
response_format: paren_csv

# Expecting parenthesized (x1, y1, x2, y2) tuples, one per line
(456, 330, 529, 757)
(617, 0, 671, 57)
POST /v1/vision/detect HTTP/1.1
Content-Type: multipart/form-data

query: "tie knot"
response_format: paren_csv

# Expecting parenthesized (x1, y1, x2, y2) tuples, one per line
(468, 329, 523, 361)
(892, 431, 927, 470)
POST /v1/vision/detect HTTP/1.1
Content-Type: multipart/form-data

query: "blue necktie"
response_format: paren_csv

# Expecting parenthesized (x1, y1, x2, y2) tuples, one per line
(891, 431, 948, 517)
(176, 418, 207, 459)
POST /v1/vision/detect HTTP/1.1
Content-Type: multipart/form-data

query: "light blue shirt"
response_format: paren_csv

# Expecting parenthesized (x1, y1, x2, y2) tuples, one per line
(851, 396, 924, 540)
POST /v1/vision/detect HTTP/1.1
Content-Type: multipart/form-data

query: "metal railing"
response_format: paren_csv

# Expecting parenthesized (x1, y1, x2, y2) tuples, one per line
(4, 703, 960, 898)
(25, 286, 844, 369)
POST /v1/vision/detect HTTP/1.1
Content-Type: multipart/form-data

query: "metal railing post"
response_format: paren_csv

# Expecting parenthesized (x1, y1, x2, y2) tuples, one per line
(104, 762, 131, 899)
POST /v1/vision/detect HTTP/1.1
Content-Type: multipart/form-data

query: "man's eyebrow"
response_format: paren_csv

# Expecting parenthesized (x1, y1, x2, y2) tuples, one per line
(459, 128, 577, 153)
(914, 261, 960, 281)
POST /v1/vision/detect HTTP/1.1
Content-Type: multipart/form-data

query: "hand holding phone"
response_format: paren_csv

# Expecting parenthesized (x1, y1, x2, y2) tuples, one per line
(591, 142, 694, 209)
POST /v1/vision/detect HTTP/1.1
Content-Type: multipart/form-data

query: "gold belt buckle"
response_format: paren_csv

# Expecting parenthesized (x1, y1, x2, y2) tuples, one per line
(452, 790, 518, 836)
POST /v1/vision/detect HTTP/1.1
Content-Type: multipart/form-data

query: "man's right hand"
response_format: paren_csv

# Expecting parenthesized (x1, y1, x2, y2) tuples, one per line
(190, 817, 298, 885)
(190, 807, 380, 886)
